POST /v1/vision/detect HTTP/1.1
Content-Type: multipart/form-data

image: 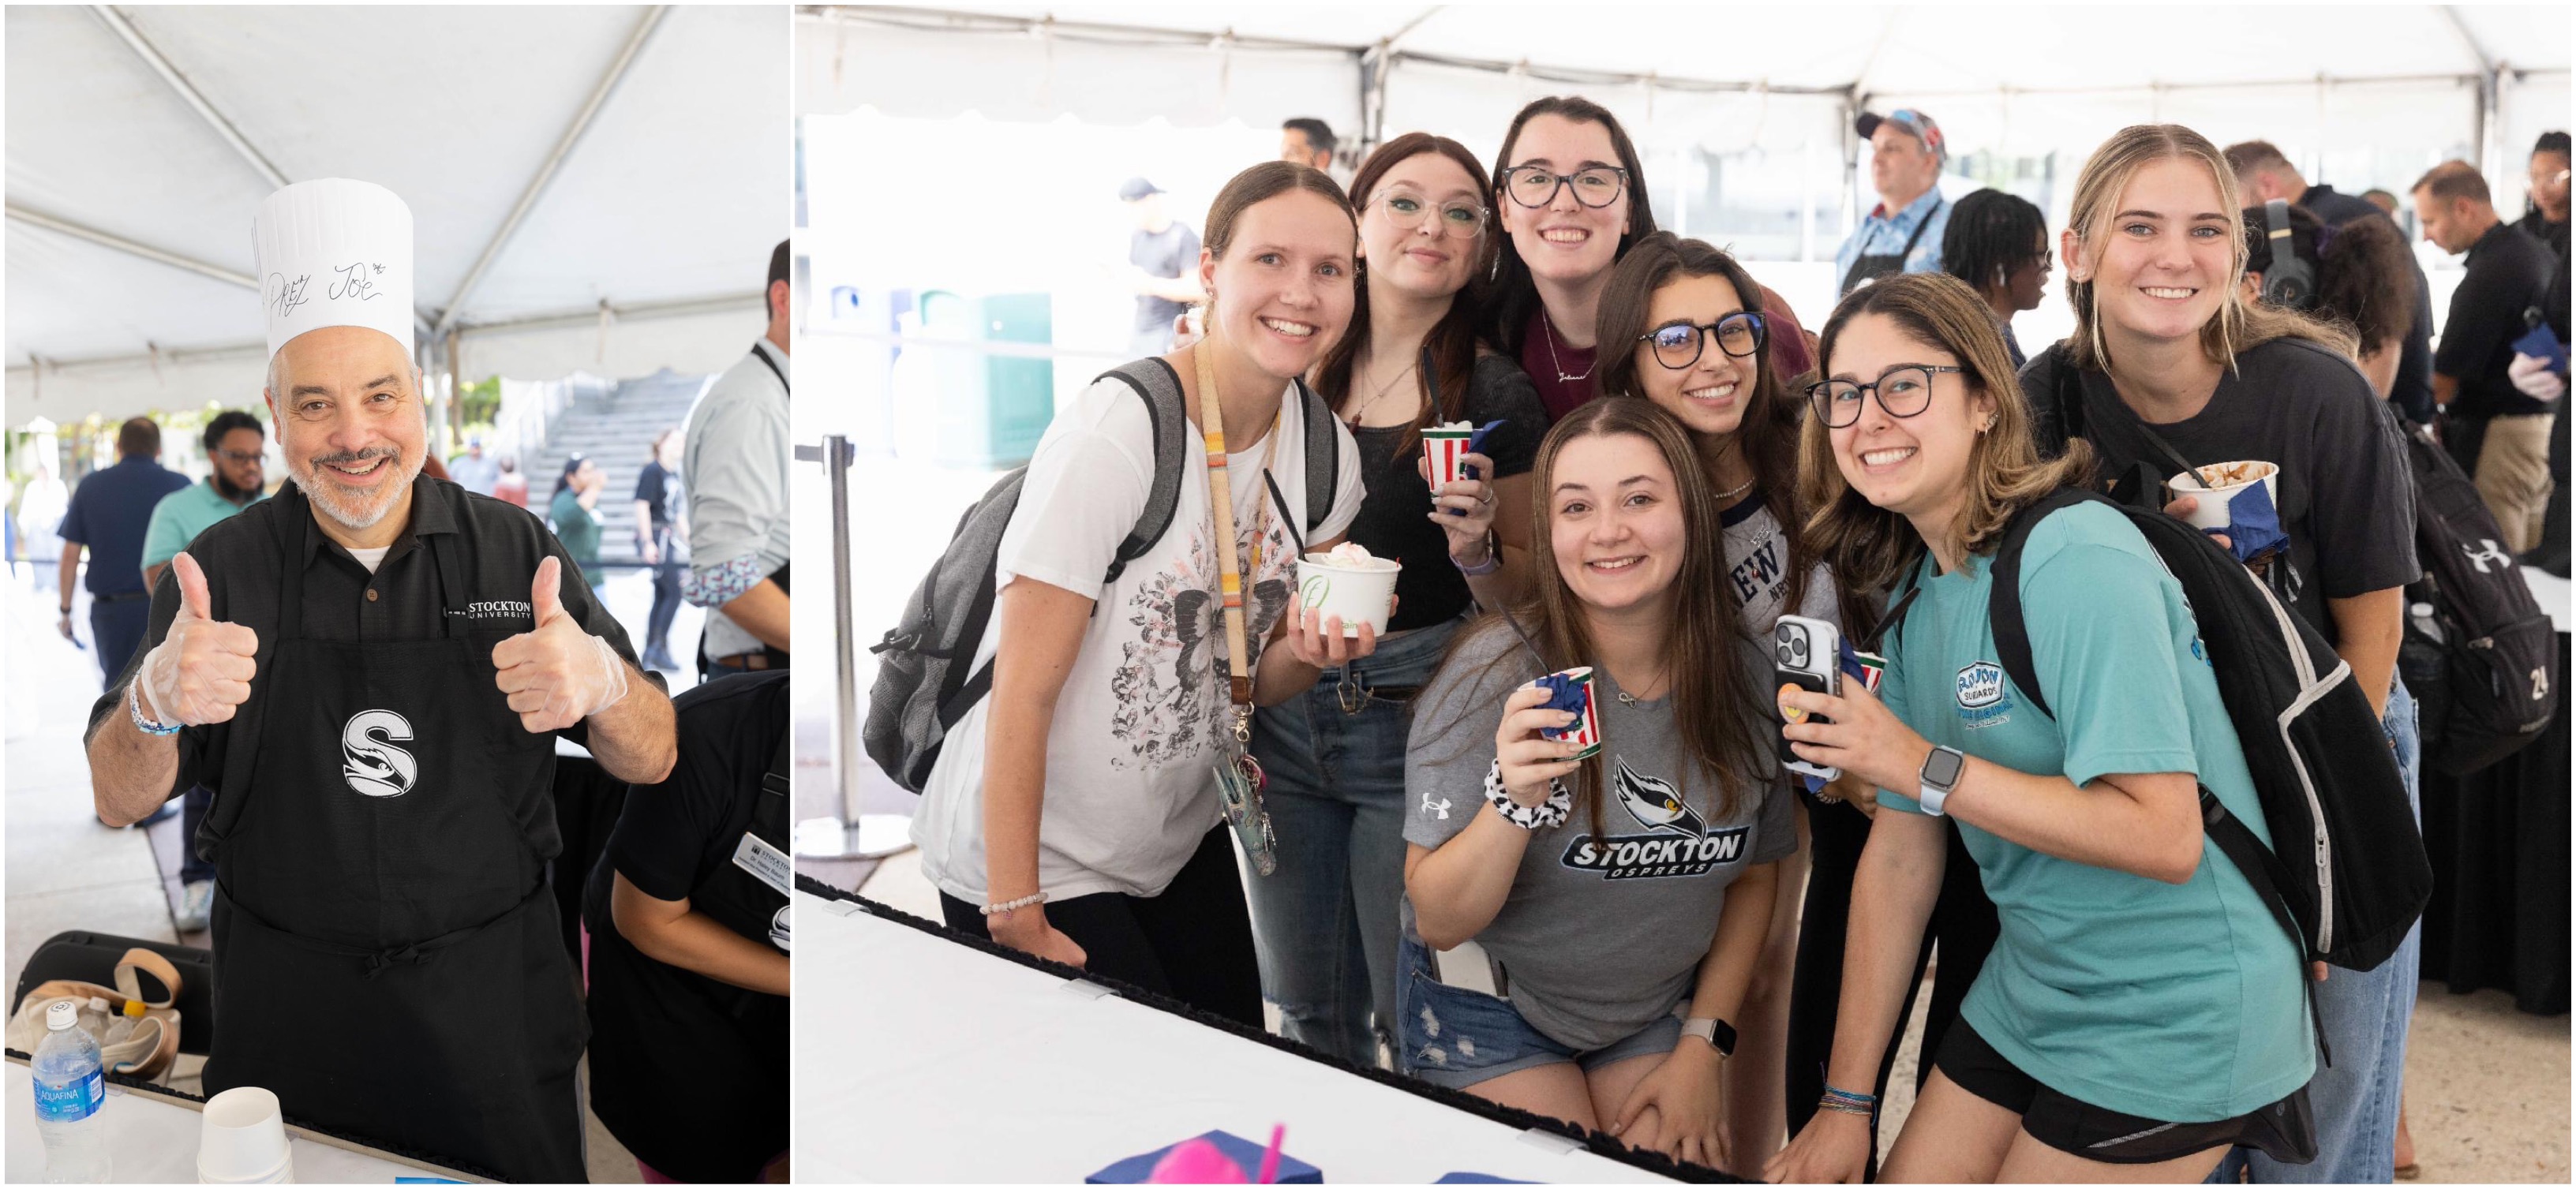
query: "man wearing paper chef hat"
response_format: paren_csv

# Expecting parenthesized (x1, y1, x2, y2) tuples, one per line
(80, 178, 677, 1183)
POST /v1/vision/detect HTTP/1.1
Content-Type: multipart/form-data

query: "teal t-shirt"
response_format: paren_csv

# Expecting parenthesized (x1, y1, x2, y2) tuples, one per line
(1876, 502, 2313, 1121)
(549, 488, 602, 572)
(141, 481, 267, 570)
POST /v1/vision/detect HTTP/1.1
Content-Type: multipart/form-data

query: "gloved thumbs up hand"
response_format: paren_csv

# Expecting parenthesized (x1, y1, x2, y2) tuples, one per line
(135, 552, 260, 727)
(492, 555, 630, 732)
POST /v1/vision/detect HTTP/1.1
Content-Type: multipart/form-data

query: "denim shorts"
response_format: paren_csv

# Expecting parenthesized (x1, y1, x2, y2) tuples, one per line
(1394, 931, 1681, 1091)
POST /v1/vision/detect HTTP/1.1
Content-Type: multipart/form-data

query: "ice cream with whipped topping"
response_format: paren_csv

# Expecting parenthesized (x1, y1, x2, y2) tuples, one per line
(1296, 541, 1401, 636)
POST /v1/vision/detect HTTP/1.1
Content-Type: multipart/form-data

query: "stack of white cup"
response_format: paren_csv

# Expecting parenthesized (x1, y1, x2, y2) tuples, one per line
(197, 1086, 294, 1184)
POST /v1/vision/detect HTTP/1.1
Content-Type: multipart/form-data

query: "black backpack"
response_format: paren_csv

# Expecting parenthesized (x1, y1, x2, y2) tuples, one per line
(862, 359, 1339, 793)
(2392, 419, 2561, 774)
(1886, 488, 2431, 989)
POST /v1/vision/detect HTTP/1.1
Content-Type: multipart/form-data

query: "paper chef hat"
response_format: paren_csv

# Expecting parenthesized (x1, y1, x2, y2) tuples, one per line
(252, 178, 416, 361)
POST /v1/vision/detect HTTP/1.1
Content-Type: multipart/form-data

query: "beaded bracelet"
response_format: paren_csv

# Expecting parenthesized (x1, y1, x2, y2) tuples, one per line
(979, 892, 1045, 917)
(1818, 1082, 1879, 1118)
(128, 680, 182, 738)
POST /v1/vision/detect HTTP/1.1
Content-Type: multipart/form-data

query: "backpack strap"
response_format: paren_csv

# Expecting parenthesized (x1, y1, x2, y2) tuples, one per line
(2200, 789, 2336, 1068)
(1093, 359, 1193, 583)
(1985, 487, 2103, 722)
(1296, 377, 1338, 536)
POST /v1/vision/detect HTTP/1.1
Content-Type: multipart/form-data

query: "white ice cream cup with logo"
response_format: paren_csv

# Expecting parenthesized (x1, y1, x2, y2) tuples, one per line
(2170, 461, 2279, 531)
(1296, 548, 1401, 637)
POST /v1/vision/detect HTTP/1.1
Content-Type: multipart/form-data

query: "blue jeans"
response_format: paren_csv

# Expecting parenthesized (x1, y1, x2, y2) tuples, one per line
(2215, 675, 2422, 1183)
(1243, 612, 1464, 1066)
(1394, 929, 1682, 1091)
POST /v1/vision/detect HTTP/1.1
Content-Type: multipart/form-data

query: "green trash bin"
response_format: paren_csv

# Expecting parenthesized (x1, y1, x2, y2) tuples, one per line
(912, 290, 1054, 469)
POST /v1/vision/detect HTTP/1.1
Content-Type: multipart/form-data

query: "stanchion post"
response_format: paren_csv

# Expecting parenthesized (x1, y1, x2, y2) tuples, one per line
(792, 435, 861, 843)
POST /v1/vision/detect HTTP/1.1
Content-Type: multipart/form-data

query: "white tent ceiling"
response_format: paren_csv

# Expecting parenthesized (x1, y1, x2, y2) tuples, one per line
(6, 4, 788, 425)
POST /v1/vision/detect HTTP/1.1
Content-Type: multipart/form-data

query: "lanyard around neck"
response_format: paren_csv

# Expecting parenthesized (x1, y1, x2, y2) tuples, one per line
(1193, 344, 1280, 712)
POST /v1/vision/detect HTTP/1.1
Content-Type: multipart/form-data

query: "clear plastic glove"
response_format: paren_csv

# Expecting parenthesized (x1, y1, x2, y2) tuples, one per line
(491, 556, 630, 732)
(136, 552, 260, 727)
(2508, 352, 2566, 403)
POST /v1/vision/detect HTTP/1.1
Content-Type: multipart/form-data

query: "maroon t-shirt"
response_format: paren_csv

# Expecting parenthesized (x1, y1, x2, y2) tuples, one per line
(1519, 308, 1599, 421)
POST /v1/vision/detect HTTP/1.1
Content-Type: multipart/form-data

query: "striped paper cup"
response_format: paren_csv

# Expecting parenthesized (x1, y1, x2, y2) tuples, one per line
(1537, 666, 1603, 761)
(1424, 428, 1474, 498)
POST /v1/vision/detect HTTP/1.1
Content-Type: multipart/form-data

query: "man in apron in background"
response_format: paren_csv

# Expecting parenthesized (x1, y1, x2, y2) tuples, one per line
(82, 178, 679, 1183)
(1837, 108, 1955, 296)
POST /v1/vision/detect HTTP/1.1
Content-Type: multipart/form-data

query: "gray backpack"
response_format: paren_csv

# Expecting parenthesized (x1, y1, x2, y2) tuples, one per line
(864, 358, 1340, 792)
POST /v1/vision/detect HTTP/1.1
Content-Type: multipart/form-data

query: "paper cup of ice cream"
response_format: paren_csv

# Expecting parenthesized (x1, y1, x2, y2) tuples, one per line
(1297, 542, 1401, 637)
(2170, 460, 2280, 531)
(1424, 421, 1476, 493)
(1533, 667, 1603, 761)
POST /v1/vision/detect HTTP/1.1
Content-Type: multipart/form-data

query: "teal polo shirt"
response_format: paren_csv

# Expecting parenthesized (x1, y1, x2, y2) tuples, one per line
(141, 480, 268, 571)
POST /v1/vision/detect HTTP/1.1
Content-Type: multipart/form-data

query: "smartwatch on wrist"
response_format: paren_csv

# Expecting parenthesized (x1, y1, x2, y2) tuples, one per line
(1681, 1016, 1737, 1056)
(1917, 745, 1967, 816)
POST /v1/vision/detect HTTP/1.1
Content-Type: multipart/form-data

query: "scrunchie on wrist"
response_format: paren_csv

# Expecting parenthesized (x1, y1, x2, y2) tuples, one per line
(1483, 757, 1572, 830)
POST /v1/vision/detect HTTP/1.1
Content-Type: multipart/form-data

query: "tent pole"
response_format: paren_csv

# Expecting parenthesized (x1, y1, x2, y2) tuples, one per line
(5, 205, 256, 290)
(89, 5, 290, 190)
(446, 328, 464, 460)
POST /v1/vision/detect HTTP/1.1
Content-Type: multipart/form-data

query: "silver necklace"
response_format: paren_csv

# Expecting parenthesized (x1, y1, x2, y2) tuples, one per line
(1540, 314, 1594, 383)
(1615, 661, 1674, 707)
(1347, 356, 1421, 425)
(1713, 473, 1756, 503)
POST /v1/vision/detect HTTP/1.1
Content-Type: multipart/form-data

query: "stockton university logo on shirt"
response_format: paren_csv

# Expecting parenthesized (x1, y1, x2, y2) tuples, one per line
(1559, 758, 1751, 880)
(341, 709, 417, 798)
(1956, 660, 2014, 729)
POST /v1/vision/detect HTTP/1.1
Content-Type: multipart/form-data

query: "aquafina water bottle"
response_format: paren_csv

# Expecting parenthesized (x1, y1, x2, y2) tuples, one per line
(32, 999, 111, 1183)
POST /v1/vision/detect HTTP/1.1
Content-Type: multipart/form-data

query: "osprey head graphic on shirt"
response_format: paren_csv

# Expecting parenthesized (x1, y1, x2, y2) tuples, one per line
(1611, 761, 1706, 837)
(341, 709, 417, 798)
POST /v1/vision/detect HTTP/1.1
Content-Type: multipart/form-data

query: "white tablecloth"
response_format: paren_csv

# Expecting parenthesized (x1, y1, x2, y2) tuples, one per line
(6, 1060, 484, 1183)
(793, 890, 1675, 1184)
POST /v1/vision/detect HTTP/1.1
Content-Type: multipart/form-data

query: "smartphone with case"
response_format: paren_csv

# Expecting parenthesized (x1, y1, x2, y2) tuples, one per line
(1775, 615, 1842, 781)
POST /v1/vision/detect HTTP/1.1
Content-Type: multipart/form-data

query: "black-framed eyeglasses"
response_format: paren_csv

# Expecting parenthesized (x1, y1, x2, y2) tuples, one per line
(215, 448, 264, 465)
(1641, 312, 1767, 370)
(1370, 189, 1487, 238)
(1500, 164, 1628, 209)
(1805, 365, 1965, 428)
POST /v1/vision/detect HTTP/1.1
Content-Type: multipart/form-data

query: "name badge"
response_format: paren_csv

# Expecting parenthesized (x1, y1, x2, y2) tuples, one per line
(732, 831, 792, 898)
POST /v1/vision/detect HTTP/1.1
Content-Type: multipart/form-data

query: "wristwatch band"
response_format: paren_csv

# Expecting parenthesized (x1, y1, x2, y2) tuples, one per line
(1682, 1016, 1737, 1056)
(1918, 744, 1967, 816)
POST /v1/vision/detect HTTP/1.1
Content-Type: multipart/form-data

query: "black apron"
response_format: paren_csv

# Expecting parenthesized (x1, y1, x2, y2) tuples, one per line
(1840, 196, 1945, 296)
(582, 724, 790, 1182)
(204, 501, 588, 1183)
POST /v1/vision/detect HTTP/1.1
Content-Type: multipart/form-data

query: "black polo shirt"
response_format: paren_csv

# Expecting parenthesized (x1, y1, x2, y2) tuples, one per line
(84, 476, 661, 805)
(2302, 184, 2438, 424)
(2436, 220, 2556, 420)
(2516, 208, 2570, 267)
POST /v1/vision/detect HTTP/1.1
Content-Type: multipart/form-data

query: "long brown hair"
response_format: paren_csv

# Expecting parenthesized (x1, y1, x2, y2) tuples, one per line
(1488, 95, 1659, 354)
(1428, 398, 1769, 836)
(1594, 231, 1814, 630)
(1799, 273, 2095, 594)
(1313, 133, 1496, 460)
(2059, 124, 2351, 373)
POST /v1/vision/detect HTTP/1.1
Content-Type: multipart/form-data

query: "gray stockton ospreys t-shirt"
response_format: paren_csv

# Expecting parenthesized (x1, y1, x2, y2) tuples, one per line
(1402, 622, 1796, 1052)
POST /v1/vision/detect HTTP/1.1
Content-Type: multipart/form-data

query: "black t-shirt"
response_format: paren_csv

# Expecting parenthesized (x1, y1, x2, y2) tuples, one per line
(2302, 184, 2437, 424)
(1130, 222, 1201, 333)
(2020, 338, 2419, 645)
(2436, 221, 2557, 419)
(632, 460, 680, 532)
(1341, 354, 1549, 632)
(83, 478, 658, 813)
(2516, 208, 2570, 267)
(598, 670, 787, 907)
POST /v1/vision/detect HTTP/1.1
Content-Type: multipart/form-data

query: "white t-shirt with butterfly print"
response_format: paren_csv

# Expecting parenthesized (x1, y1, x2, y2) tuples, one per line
(912, 373, 1365, 904)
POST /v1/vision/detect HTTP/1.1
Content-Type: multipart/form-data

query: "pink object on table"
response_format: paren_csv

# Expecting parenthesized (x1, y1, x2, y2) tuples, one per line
(1146, 1138, 1249, 1183)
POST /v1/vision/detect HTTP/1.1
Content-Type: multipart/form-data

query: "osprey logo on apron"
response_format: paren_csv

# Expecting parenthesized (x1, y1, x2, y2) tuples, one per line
(340, 709, 418, 798)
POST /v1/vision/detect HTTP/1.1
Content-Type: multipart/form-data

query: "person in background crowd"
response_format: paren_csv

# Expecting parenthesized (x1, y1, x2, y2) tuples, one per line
(58, 417, 192, 686)
(1245, 133, 1547, 1069)
(1766, 271, 2316, 1184)
(2237, 202, 2419, 401)
(550, 454, 606, 595)
(2226, 140, 2439, 424)
(685, 240, 792, 679)
(1836, 109, 1954, 298)
(1490, 95, 1659, 421)
(914, 162, 1372, 1026)
(493, 453, 529, 509)
(2416, 160, 2558, 551)
(84, 178, 674, 1183)
(2028, 124, 2417, 1186)
(1939, 189, 2051, 368)
(1282, 117, 1339, 173)
(20, 458, 70, 580)
(2514, 256, 2569, 574)
(584, 670, 789, 1184)
(2518, 131, 2570, 264)
(1121, 177, 1207, 359)
(1402, 398, 1791, 1171)
(2361, 189, 2402, 219)
(139, 409, 271, 931)
(1590, 232, 1939, 1175)
(634, 428, 687, 673)
(447, 434, 500, 496)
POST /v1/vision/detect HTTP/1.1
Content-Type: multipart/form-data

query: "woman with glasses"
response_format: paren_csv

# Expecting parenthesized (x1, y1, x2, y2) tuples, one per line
(1402, 398, 1792, 1170)
(910, 162, 1374, 1026)
(1489, 96, 1659, 421)
(1245, 133, 1548, 1067)
(1939, 189, 2051, 368)
(1765, 273, 2315, 1183)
